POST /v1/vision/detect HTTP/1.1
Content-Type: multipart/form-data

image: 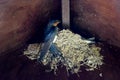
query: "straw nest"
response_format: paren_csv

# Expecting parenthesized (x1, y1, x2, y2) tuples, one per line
(24, 29, 103, 74)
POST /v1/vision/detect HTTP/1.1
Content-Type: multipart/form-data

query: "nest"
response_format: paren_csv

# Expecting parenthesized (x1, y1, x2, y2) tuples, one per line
(24, 29, 103, 74)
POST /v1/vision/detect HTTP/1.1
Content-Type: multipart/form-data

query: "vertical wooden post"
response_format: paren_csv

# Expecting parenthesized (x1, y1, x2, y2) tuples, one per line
(62, 0, 70, 29)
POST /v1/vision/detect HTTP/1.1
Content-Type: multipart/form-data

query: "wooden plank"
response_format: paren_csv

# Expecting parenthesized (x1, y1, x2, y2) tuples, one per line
(61, 0, 70, 29)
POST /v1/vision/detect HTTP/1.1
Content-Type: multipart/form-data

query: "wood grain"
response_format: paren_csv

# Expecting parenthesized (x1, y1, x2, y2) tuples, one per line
(71, 0, 120, 47)
(0, 0, 60, 55)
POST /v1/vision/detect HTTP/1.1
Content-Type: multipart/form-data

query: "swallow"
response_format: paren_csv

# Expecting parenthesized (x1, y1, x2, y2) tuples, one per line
(37, 20, 60, 61)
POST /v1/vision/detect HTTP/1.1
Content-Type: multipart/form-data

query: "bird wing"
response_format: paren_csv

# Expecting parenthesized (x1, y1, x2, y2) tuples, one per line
(38, 30, 56, 61)
(49, 44, 63, 57)
(49, 44, 66, 63)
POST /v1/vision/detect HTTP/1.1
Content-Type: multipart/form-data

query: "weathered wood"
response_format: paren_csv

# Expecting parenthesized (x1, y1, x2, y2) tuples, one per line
(71, 0, 120, 47)
(0, 0, 60, 54)
(62, 0, 70, 28)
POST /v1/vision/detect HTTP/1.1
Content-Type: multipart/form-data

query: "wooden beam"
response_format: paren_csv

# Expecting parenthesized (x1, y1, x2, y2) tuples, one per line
(61, 0, 70, 29)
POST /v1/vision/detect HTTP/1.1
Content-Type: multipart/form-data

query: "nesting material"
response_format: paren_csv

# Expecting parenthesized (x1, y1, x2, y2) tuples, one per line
(24, 44, 41, 60)
(24, 29, 103, 74)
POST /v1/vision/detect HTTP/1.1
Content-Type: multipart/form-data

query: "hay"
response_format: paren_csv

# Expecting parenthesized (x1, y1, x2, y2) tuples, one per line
(24, 29, 103, 74)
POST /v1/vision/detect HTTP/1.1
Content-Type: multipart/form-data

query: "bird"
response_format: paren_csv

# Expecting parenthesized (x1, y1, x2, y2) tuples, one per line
(37, 20, 60, 61)
(82, 37, 95, 44)
(49, 43, 63, 58)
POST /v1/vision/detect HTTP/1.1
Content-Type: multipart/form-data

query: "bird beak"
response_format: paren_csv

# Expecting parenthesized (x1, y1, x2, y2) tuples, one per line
(53, 21, 61, 27)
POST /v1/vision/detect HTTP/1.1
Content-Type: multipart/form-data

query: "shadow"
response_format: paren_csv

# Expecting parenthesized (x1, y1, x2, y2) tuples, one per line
(0, 38, 120, 80)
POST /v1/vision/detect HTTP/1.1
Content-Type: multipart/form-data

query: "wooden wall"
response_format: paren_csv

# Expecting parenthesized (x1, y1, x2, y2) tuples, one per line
(71, 0, 120, 47)
(0, 0, 61, 54)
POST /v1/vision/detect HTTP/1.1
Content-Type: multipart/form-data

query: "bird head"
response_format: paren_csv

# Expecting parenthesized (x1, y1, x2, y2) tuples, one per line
(49, 20, 61, 27)
(53, 20, 61, 27)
